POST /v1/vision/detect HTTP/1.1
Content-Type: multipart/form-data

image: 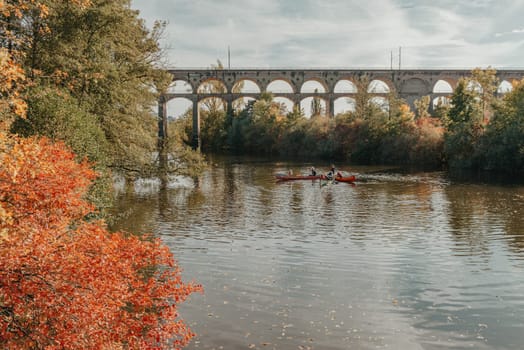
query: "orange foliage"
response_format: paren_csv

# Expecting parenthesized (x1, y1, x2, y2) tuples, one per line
(0, 49, 27, 123)
(0, 131, 202, 349)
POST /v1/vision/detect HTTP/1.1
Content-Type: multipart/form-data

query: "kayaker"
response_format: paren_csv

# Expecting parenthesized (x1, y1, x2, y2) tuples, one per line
(326, 164, 336, 180)
(310, 166, 317, 176)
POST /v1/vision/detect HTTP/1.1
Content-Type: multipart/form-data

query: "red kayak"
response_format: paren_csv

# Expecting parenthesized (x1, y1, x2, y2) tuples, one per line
(321, 174, 356, 183)
(334, 175, 356, 183)
(275, 174, 322, 181)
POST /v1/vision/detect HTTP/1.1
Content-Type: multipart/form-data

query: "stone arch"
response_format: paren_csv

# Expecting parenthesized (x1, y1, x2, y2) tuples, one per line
(432, 79, 453, 93)
(266, 79, 295, 93)
(368, 75, 395, 91)
(198, 96, 226, 112)
(273, 97, 295, 114)
(232, 97, 256, 112)
(334, 97, 356, 115)
(166, 97, 193, 119)
(334, 79, 358, 93)
(300, 79, 328, 93)
(368, 79, 390, 93)
(232, 79, 261, 93)
(167, 79, 193, 94)
(370, 96, 389, 112)
(300, 96, 327, 118)
(432, 96, 451, 109)
(467, 80, 483, 93)
(197, 78, 227, 94)
(497, 80, 513, 94)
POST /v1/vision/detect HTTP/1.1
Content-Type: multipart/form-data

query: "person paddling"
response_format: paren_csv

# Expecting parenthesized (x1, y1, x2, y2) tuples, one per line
(326, 164, 336, 180)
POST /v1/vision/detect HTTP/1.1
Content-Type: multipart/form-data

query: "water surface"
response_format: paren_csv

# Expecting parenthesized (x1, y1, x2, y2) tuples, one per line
(112, 158, 524, 350)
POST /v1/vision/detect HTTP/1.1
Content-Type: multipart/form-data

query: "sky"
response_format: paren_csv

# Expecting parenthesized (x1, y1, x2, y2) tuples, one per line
(130, 0, 524, 69)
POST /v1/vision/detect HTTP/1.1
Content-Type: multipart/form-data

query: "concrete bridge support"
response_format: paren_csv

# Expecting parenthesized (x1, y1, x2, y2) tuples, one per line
(191, 96, 200, 150)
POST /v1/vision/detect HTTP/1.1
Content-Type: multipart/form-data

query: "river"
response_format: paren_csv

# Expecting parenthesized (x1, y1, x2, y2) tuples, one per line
(111, 157, 524, 350)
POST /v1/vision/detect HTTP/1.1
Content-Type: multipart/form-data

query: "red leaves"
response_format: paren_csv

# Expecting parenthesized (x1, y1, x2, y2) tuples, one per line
(0, 132, 202, 349)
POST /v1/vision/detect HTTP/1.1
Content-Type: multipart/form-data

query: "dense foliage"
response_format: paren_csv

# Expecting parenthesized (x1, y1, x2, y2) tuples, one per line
(4, 0, 204, 207)
(476, 80, 524, 172)
(0, 131, 202, 349)
(1, 2, 202, 349)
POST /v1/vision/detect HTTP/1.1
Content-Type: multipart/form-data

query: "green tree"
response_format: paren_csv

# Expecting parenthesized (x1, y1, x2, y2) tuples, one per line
(477, 79, 524, 172)
(14, 0, 174, 179)
(11, 86, 113, 210)
(471, 67, 498, 121)
(353, 75, 373, 120)
(444, 79, 483, 168)
(310, 89, 323, 117)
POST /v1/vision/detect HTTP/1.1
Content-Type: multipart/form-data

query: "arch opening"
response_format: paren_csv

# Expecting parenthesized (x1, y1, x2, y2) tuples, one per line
(432, 96, 451, 109)
(197, 79, 227, 94)
(300, 97, 327, 118)
(266, 79, 294, 93)
(232, 79, 261, 93)
(198, 97, 226, 112)
(433, 80, 453, 93)
(370, 96, 389, 112)
(233, 97, 256, 113)
(273, 97, 295, 114)
(166, 97, 193, 120)
(167, 80, 193, 94)
(334, 80, 357, 93)
(497, 80, 513, 94)
(467, 80, 483, 93)
(334, 97, 356, 115)
(300, 80, 326, 93)
(368, 80, 390, 93)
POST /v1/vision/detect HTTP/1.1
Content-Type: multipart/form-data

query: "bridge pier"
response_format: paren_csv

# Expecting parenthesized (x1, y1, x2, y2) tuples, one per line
(328, 94, 335, 118)
(191, 96, 200, 150)
(158, 96, 168, 141)
(157, 96, 169, 182)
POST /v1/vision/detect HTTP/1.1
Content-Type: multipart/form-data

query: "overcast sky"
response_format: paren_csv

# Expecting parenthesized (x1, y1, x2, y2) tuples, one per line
(130, 0, 524, 69)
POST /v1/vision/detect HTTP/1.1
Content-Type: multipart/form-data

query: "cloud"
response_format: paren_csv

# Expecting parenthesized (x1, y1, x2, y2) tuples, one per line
(131, 0, 524, 68)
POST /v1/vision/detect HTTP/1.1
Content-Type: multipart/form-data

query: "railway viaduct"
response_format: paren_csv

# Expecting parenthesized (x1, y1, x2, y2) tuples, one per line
(159, 68, 524, 149)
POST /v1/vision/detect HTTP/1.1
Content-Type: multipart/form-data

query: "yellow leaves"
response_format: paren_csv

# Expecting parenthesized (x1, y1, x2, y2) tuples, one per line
(0, 228, 8, 242)
(399, 103, 415, 121)
(68, 0, 92, 8)
(12, 98, 28, 117)
(37, 3, 49, 18)
(0, 48, 27, 125)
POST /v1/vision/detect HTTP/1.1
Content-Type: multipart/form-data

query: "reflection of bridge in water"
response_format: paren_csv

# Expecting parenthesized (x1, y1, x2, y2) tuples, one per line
(158, 68, 524, 149)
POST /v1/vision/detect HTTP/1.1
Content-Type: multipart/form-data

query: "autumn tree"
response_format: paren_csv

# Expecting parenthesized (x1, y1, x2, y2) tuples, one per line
(1, 3, 202, 349)
(353, 75, 373, 120)
(414, 95, 431, 119)
(0, 132, 202, 349)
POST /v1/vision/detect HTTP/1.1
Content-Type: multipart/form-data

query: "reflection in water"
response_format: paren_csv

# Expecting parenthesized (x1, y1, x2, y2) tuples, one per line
(111, 159, 524, 350)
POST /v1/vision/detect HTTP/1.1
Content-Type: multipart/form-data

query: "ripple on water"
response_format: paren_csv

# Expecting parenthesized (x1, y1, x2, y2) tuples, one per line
(113, 163, 524, 350)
